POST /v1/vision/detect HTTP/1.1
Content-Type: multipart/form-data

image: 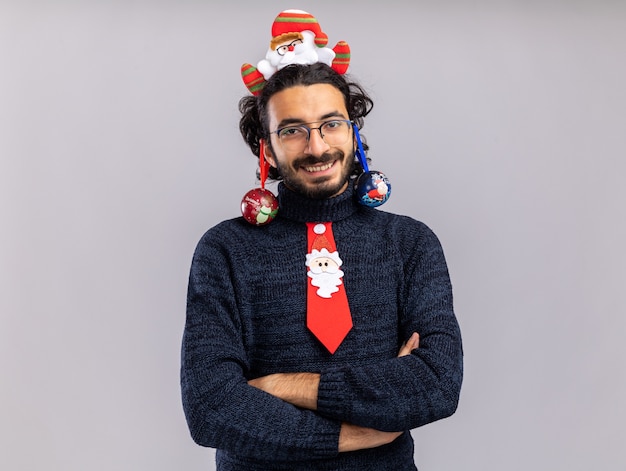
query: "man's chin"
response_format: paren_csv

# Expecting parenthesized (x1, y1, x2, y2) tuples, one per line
(303, 179, 348, 199)
(285, 177, 348, 200)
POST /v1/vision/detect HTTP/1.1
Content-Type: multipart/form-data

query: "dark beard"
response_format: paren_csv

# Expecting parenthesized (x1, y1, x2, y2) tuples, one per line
(278, 150, 355, 200)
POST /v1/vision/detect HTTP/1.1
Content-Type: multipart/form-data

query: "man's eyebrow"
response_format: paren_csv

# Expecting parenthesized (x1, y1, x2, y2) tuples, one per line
(276, 112, 348, 129)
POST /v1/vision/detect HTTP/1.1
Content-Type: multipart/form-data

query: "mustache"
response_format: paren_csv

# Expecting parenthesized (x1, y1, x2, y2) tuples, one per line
(293, 149, 344, 168)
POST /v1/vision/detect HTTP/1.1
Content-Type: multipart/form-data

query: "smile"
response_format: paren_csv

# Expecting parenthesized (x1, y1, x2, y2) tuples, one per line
(303, 161, 334, 173)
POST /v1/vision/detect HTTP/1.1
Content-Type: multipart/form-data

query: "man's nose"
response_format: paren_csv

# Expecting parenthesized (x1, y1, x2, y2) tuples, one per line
(306, 128, 330, 155)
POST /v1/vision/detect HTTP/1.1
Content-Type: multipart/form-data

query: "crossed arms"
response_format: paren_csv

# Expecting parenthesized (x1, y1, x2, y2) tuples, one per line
(248, 332, 421, 452)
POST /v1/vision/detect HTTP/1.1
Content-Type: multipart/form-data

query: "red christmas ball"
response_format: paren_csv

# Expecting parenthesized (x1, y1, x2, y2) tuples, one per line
(240, 188, 279, 226)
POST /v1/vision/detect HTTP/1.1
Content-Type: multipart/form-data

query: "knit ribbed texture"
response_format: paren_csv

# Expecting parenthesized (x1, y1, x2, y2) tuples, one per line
(181, 182, 463, 470)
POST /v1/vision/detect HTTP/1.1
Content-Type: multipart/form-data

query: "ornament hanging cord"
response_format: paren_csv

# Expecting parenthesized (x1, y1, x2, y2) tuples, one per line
(352, 123, 369, 172)
(259, 139, 270, 189)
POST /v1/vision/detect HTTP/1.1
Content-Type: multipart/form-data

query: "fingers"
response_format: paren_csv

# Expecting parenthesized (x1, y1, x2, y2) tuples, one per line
(338, 423, 403, 452)
(408, 332, 420, 350)
(397, 332, 420, 357)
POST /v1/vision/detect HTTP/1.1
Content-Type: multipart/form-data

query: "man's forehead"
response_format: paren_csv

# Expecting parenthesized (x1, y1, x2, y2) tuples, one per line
(267, 84, 347, 121)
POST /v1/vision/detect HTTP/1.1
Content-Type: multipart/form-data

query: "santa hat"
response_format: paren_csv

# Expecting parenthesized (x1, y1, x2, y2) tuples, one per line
(313, 223, 332, 247)
(312, 232, 331, 252)
(308, 223, 342, 266)
(271, 9, 328, 48)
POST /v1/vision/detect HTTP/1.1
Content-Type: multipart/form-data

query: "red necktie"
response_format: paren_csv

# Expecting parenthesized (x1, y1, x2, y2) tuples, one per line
(305, 222, 353, 354)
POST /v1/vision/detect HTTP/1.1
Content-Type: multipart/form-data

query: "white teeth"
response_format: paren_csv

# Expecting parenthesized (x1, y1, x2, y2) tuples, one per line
(304, 162, 333, 172)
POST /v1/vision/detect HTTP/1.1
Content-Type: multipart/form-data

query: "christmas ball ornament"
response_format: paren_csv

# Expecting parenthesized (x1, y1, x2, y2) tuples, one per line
(354, 170, 391, 207)
(241, 187, 278, 226)
(240, 139, 279, 226)
(352, 123, 391, 208)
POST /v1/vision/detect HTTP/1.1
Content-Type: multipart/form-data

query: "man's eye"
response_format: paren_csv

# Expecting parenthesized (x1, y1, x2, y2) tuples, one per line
(323, 120, 343, 131)
(280, 127, 306, 138)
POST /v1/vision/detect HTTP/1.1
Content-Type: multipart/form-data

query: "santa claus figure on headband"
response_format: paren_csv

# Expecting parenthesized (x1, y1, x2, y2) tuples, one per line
(241, 9, 350, 95)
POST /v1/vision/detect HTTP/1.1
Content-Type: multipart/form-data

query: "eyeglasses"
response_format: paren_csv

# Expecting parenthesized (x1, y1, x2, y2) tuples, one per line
(276, 39, 303, 56)
(271, 119, 353, 152)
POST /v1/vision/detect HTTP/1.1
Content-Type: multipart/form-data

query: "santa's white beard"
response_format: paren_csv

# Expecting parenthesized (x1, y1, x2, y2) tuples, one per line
(308, 270, 344, 298)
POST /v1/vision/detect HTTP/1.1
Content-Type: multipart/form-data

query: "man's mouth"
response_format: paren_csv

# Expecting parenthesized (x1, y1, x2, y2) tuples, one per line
(303, 161, 334, 173)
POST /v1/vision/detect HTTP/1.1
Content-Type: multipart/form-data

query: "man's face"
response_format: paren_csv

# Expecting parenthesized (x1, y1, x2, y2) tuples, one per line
(264, 84, 354, 199)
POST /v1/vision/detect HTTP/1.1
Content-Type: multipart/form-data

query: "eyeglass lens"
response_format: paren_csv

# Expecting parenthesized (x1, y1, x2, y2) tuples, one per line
(277, 120, 351, 151)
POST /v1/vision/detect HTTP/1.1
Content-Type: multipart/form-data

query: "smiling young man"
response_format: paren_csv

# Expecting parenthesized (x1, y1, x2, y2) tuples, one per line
(264, 83, 354, 199)
(181, 10, 463, 471)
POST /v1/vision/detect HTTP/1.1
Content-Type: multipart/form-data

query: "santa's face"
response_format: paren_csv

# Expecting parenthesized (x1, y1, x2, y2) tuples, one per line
(308, 256, 340, 275)
(267, 31, 319, 70)
(265, 84, 355, 200)
(306, 250, 344, 298)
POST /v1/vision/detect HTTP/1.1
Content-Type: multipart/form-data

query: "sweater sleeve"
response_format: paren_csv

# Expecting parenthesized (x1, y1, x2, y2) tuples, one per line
(180, 228, 340, 460)
(316, 221, 463, 432)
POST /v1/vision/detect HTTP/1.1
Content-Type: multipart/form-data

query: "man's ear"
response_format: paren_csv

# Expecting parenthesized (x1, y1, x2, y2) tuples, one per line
(262, 140, 277, 168)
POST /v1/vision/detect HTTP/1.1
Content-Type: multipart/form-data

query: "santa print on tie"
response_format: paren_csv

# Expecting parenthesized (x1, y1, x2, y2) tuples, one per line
(305, 222, 353, 354)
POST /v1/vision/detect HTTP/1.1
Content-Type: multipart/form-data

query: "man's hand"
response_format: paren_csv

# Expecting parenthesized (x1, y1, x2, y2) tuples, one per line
(336, 333, 418, 452)
(248, 372, 320, 410)
(338, 423, 403, 452)
(397, 332, 420, 357)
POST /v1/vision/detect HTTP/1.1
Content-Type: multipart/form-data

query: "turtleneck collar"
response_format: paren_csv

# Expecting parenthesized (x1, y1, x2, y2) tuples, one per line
(276, 181, 360, 223)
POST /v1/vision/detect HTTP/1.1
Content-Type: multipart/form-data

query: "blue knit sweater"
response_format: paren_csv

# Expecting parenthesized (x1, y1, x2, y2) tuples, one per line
(181, 183, 463, 470)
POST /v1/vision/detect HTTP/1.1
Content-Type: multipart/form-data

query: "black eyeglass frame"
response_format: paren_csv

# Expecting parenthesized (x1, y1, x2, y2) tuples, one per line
(275, 39, 304, 56)
(270, 119, 354, 149)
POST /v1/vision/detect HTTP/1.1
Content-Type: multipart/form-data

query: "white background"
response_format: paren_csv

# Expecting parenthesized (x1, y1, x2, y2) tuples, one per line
(1, 1, 625, 469)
